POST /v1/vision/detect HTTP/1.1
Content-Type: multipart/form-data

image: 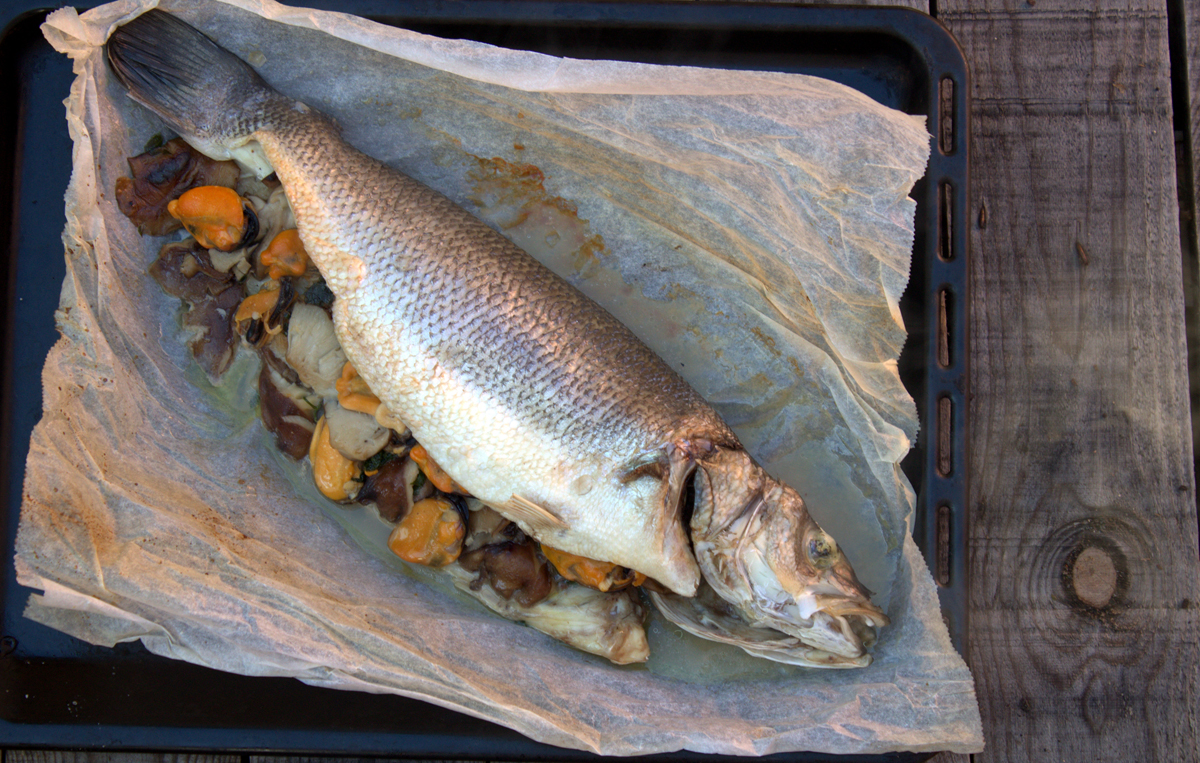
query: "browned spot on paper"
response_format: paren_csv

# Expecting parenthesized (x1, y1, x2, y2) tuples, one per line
(749, 326, 780, 357)
(467, 155, 610, 274)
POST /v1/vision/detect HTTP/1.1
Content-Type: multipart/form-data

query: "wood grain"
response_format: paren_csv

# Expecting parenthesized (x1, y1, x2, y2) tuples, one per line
(938, 1, 1200, 761)
(1179, 0, 1200, 485)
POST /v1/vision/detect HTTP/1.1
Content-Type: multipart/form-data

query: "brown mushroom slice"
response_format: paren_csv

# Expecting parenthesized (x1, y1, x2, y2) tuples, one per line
(150, 238, 232, 301)
(258, 335, 321, 411)
(458, 538, 554, 607)
(115, 137, 240, 236)
(358, 455, 414, 523)
(442, 562, 649, 665)
(187, 286, 244, 381)
(148, 239, 244, 381)
(285, 303, 347, 398)
(324, 401, 389, 461)
(463, 504, 513, 553)
(257, 362, 315, 459)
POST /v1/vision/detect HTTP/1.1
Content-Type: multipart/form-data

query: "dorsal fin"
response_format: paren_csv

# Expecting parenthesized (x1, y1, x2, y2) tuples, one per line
(500, 493, 568, 531)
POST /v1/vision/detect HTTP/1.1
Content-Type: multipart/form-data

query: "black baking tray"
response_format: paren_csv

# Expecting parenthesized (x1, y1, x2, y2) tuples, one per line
(0, 2, 969, 759)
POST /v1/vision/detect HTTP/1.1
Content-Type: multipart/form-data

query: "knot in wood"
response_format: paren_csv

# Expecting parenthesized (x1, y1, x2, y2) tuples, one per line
(1060, 532, 1129, 617)
(1070, 546, 1118, 609)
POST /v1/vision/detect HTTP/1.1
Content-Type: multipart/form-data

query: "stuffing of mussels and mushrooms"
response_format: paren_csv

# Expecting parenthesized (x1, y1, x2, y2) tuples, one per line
(118, 136, 649, 665)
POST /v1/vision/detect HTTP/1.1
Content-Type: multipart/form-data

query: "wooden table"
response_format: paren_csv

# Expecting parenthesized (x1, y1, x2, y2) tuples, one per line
(8, 0, 1199, 761)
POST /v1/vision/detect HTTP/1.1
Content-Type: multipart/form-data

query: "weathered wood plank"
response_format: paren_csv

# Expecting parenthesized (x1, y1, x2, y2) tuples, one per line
(1178, 0, 1200, 479)
(1184, 0, 1200, 248)
(938, 1, 1200, 762)
(6, 754, 239, 763)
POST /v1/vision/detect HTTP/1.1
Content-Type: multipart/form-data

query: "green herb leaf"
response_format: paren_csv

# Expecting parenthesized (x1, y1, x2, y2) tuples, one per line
(303, 280, 335, 308)
(363, 449, 399, 472)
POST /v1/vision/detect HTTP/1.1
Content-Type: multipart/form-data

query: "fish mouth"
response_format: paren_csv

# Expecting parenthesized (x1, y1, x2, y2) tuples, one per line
(795, 608, 879, 658)
(649, 584, 880, 668)
(812, 595, 891, 628)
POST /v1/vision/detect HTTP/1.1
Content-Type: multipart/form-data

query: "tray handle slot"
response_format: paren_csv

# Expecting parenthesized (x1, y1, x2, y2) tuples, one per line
(937, 286, 953, 368)
(938, 76, 955, 155)
(936, 394, 953, 477)
(936, 502, 952, 587)
(938, 181, 955, 261)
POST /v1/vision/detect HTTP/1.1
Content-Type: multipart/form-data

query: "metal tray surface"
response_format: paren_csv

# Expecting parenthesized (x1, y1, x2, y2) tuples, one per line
(0, 2, 970, 759)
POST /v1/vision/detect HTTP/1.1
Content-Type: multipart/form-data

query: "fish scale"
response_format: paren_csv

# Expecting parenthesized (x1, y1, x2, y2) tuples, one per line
(106, 9, 889, 666)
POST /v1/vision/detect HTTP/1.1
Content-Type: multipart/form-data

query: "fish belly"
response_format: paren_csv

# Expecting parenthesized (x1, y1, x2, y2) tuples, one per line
(253, 116, 735, 595)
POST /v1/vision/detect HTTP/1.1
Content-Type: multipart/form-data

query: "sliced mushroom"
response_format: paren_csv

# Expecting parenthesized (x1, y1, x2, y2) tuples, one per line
(459, 537, 554, 607)
(285, 303, 347, 398)
(324, 401, 389, 461)
(358, 455, 414, 522)
(463, 504, 514, 553)
(148, 239, 244, 381)
(150, 239, 232, 301)
(257, 362, 315, 459)
(207, 246, 252, 278)
(236, 170, 278, 203)
(258, 335, 320, 412)
(186, 286, 244, 382)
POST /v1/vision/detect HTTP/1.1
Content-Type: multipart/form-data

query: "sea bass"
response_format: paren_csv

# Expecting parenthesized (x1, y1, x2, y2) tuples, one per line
(106, 10, 888, 667)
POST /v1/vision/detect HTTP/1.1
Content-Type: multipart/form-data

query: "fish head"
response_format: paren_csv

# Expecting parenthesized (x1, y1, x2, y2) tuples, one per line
(687, 447, 888, 661)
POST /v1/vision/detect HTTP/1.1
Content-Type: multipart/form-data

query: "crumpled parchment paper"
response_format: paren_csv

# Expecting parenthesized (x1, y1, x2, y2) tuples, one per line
(17, 0, 984, 755)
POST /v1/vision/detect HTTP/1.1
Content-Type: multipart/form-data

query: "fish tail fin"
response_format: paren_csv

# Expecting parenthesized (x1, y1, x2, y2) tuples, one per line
(106, 10, 279, 159)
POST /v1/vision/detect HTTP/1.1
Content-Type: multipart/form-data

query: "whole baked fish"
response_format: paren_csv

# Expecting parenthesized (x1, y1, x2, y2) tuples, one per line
(107, 9, 888, 667)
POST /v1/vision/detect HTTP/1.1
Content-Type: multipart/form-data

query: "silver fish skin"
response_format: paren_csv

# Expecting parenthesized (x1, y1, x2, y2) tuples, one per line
(105, 10, 888, 665)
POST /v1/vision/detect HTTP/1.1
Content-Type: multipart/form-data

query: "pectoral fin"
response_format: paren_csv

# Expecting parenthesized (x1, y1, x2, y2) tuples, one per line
(500, 493, 568, 532)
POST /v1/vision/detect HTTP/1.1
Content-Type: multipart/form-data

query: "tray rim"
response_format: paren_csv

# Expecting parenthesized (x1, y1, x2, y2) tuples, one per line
(0, 1, 970, 758)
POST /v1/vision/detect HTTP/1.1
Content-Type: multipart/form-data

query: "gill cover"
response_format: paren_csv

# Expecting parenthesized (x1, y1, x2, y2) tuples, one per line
(654, 446, 889, 667)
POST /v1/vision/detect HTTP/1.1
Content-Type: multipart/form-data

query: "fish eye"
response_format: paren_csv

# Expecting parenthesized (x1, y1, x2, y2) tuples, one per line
(808, 534, 835, 567)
